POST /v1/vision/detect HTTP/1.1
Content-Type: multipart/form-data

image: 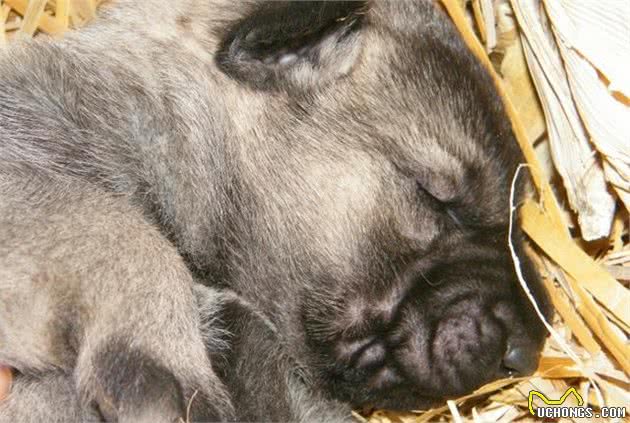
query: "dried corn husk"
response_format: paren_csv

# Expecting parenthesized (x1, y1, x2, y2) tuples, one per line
(511, 0, 617, 241)
(542, 0, 630, 222)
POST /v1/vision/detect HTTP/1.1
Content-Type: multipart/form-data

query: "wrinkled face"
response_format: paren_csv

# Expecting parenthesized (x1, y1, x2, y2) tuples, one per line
(211, 0, 552, 410)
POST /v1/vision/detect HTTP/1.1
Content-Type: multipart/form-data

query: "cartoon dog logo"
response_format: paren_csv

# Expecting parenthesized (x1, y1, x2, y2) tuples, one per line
(528, 387, 584, 416)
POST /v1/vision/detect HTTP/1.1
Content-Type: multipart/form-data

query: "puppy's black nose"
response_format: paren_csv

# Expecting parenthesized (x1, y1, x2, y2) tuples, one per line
(502, 344, 539, 376)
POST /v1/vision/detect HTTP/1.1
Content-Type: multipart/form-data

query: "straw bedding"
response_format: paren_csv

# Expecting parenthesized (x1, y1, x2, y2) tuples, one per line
(1, 0, 628, 421)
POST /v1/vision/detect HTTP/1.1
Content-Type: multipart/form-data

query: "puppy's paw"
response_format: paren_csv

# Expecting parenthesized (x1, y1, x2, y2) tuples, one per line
(79, 338, 232, 423)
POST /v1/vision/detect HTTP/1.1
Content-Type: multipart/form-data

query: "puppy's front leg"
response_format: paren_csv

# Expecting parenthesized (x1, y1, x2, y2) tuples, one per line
(197, 287, 352, 422)
(0, 177, 233, 422)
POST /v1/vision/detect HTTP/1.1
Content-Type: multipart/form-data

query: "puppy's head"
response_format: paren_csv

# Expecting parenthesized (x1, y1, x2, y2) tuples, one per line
(210, 0, 552, 410)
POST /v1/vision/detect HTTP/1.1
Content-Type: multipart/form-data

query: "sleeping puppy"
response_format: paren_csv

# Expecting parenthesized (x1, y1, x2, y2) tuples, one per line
(0, 0, 552, 421)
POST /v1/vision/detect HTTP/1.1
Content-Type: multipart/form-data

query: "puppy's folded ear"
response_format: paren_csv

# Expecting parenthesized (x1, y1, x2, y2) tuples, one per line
(216, 1, 367, 91)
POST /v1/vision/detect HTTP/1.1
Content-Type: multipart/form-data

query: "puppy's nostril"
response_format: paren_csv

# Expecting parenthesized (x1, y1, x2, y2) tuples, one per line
(502, 345, 539, 376)
(354, 341, 386, 369)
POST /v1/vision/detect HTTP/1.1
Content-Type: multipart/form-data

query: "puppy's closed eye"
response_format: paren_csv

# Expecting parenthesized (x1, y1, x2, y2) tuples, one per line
(416, 181, 464, 228)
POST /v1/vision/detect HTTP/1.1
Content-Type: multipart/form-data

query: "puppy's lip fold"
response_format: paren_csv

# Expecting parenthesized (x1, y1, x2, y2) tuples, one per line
(366, 365, 402, 390)
(355, 341, 387, 370)
(335, 336, 376, 364)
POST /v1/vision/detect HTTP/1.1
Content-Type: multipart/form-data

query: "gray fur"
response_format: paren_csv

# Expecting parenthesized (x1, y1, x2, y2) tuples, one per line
(0, 1, 551, 421)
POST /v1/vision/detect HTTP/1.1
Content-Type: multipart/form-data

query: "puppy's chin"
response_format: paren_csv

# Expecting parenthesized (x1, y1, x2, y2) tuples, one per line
(333, 384, 443, 411)
(301, 259, 548, 410)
